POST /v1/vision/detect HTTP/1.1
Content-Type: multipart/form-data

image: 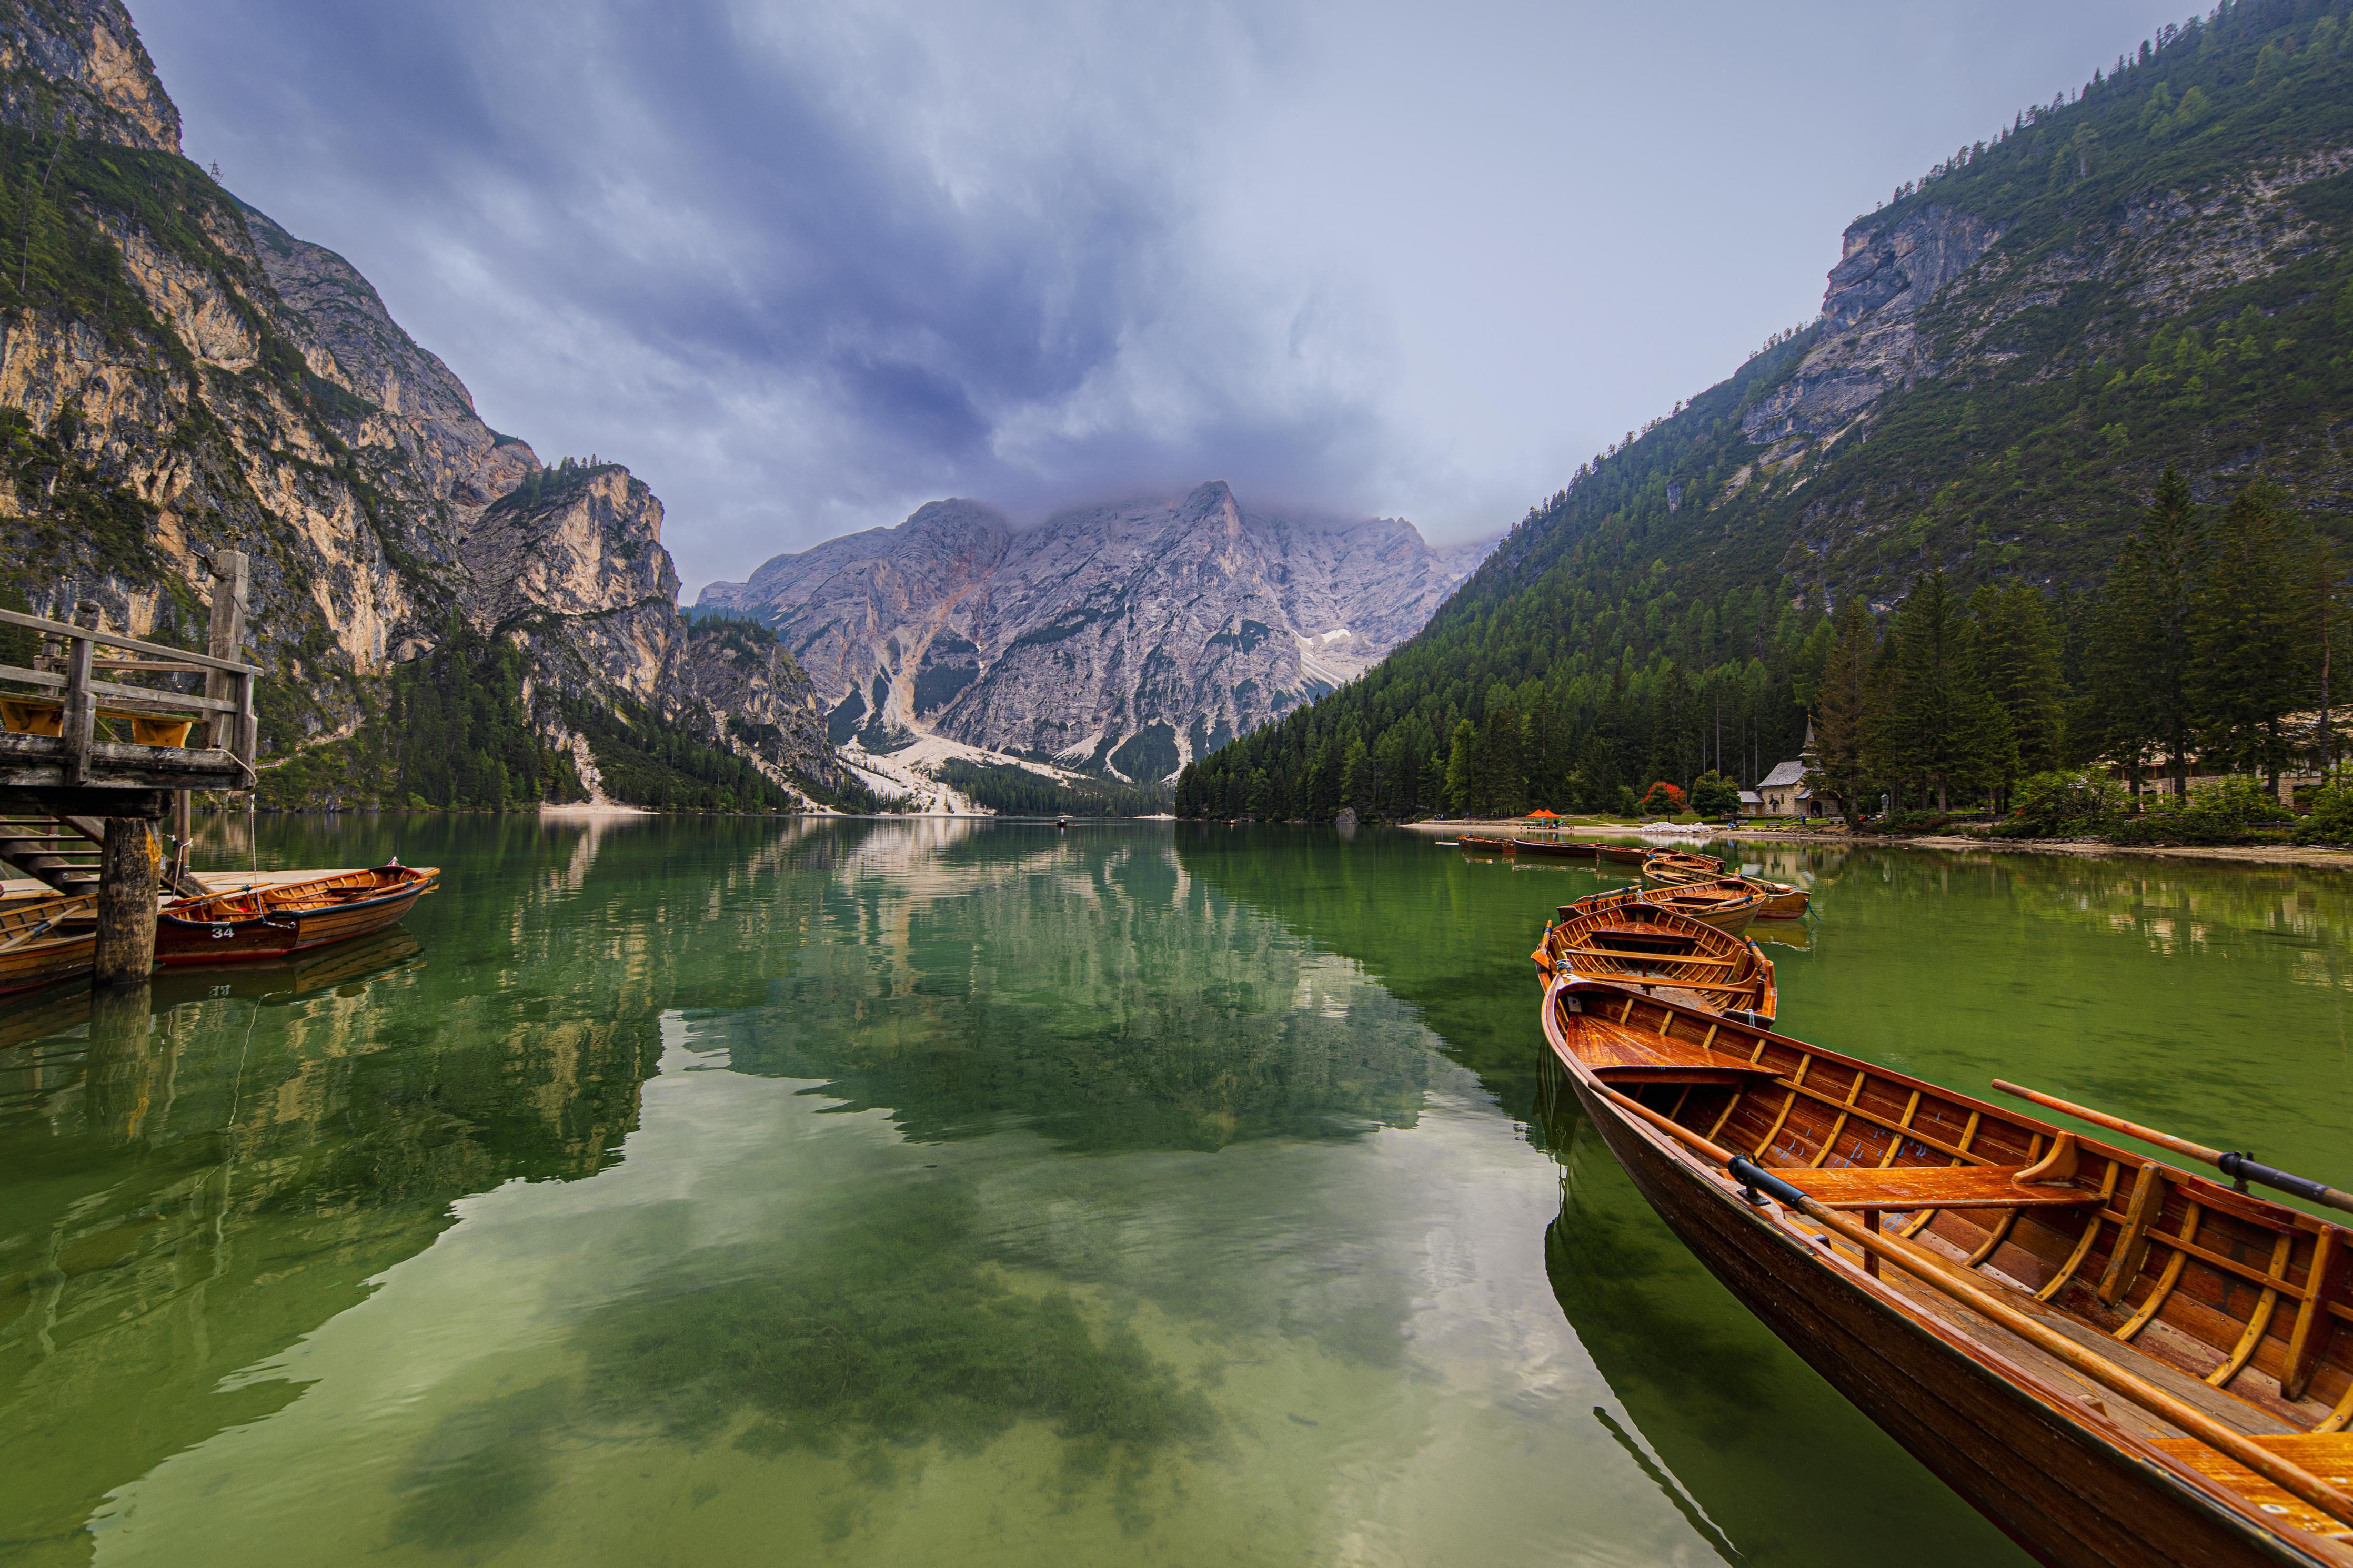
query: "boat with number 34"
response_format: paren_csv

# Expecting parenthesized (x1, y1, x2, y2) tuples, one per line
(156, 862, 439, 966)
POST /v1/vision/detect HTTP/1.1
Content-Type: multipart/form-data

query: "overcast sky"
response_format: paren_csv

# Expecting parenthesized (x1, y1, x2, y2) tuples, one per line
(136, 0, 2190, 594)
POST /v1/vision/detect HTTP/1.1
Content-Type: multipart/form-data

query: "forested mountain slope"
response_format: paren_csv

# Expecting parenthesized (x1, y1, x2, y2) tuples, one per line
(0, 0, 868, 812)
(1181, 0, 2353, 822)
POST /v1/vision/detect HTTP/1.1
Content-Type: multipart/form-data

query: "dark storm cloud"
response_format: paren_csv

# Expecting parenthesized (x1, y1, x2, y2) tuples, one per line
(133, 0, 2192, 590)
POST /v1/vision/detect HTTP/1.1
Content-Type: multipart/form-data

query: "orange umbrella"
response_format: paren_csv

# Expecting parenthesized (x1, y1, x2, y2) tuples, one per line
(1525, 809, 1561, 820)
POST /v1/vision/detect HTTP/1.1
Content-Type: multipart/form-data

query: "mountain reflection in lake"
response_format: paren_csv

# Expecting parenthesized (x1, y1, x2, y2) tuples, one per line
(3, 819, 2346, 1566)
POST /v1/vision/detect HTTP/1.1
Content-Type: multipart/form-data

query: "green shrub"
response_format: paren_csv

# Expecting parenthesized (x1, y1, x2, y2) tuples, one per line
(2295, 784, 2353, 844)
(2113, 775, 2292, 844)
(1688, 770, 1742, 817)
(1860, 809, 1966, 835)
(1999, 770, 2126, 838)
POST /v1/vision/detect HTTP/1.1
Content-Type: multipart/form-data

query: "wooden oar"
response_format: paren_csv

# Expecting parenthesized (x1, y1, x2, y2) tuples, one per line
(1595, 1084, 2353, 1529)
(1994, 1080, 2353, 1217)
(0, 917, 58, 954)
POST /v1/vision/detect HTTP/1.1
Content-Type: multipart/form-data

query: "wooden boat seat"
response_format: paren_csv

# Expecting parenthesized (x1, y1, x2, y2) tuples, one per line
(1773, 1164, 2107, 1211)
(2149, 1435, 2353, 1541)
(1566, 1016, 1783, 1086)
(1, 696, 196, 746)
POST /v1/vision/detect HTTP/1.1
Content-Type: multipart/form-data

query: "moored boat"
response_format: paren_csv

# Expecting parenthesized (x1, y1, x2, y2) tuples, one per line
(1642, 848, 1725, 885)
(1514, 836, 1594, 859)
(1572, 877, 1765, 938)
(1645, 849, 1811, 919)
(1748, 878, 1812, 919)
(1538, 966, 2353, 1568)
(1594, 844, 1647, 865)
(0, 891, 94, 996)
(1456, 834, 1515, 854)
(1534, 899, 1775, 1024)
(157, 862, 438, 966)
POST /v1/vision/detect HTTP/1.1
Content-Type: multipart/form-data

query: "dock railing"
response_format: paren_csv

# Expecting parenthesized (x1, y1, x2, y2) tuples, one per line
(0, 602, 259, 786)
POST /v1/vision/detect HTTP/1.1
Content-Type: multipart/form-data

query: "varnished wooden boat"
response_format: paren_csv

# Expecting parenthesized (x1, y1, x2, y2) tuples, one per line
(1595, 844, 1648, 865)
(1456, 834, 1515, 854)
(1642, 849, 1726, 884)
(1572, 877, 1765, 938)
(1514, 836, 1594, 859)
(156, 862, 438, 966)
(1539, 968, 2353, 1568)
(1749, 878, 1812, 919)
(0, 891, 94, 996)
(1534, 900, 1775, 1024)
(1645, 851, 1811, 918)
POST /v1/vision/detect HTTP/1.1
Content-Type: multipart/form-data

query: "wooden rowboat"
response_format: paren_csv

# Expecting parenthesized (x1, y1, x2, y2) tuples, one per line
(1533, 900, 1775, 1024)
(1642, 849, 1726, 884)
(1643, 849, 1812, 919)
(1572, 877, 1765, 938)
(1456, 834, 1515, 854)
(157, 862, 438, 966)
(1514, 836, 1594, 859)
(1538, 969, 2353, 1568)
(0, 891, 94, 996)
(1594, 844, 1648, 865)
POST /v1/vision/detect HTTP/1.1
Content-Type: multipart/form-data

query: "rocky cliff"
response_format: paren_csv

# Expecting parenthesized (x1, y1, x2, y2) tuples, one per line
(0, 0, 860, 810)
(699, 482, 1490, 781)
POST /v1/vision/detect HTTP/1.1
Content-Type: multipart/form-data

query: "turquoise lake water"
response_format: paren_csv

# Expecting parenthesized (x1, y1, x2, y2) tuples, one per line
(3, 815, 2349, 1566)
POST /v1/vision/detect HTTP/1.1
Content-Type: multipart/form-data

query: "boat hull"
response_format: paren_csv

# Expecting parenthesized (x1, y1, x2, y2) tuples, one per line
(1514, 838, 1593, 859)
(0, 933, 93, 996)
(156, 877, 432, 966)
(1554, 1024, 2341, 1568)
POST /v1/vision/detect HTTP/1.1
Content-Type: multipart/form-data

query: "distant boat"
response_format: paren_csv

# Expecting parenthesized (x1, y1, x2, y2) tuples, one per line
(1594, 844, 1647, 865)
(1748, 878, 1813, 920)
(1571, 877, 1765, 938)
(1456, 833, 1515, 854)
(157, 862, 438, 966)
(0, 891, 93, 996)
(1641, 849, 1726, 884)
(1514, 836, 1594, 859)
(1539, 967, 2353, 1568)
(1533, 898, 1774, 1024)
(1645, 849, 1810, 919)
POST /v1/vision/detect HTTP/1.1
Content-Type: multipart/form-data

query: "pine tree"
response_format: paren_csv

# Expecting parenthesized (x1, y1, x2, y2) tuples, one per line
(1806, 596, 1878, 824)
(1444, 720, 1476, 815)
(2090, 468, 2206, 794)
(1472, 704, 1526, 815)
(1882, 573, 2013, 812)
(1972, 582, 2068, 781)
(1341, 737, 1372, 814)
(2188, 481, 2315, 787)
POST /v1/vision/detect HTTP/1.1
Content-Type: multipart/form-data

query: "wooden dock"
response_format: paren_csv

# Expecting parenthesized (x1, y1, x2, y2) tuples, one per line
(0, 553, 260, 984)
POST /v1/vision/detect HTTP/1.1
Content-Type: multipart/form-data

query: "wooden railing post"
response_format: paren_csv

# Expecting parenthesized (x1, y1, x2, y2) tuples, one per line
(205, 551, 249, 756)
(62, 616, 94, 784)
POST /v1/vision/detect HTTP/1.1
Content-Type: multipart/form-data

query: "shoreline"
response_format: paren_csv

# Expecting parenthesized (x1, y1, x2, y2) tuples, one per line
(1397, 817, 2353, 871)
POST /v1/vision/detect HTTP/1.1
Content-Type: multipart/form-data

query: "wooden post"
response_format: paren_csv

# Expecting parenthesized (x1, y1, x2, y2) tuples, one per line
(62, 615, 94, 784)
(93, 815, 158, 986)
(205, 551, 248, 755)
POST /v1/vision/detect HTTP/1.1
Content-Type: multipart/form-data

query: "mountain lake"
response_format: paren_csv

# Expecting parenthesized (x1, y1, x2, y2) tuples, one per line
(3, 815, 2350, 1567)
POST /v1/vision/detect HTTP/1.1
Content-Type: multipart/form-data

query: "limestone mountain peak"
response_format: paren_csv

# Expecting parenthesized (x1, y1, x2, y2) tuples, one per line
(0, 0, 179, 153)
